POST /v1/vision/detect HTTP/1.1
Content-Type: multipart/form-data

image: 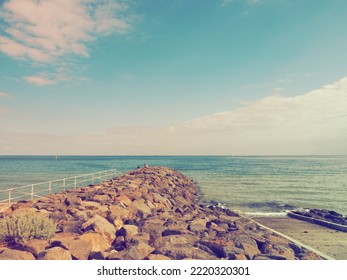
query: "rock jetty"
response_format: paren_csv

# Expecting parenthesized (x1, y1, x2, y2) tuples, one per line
(0, 166, 322, 260)
(290, 209, 347, 226)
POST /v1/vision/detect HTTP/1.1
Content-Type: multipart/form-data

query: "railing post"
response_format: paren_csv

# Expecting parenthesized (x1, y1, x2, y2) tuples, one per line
(74, 176, 77, 190)
(63, 178, 66, 191)
(49, 181, 52, 194)
(31, 184, 34, 200)
(8, 189, 12, 207)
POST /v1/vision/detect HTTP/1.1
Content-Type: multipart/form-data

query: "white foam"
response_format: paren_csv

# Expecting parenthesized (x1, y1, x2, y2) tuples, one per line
(242, 211, 289, 217)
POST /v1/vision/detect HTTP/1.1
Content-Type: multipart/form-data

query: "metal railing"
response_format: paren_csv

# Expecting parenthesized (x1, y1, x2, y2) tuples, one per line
(0, 169, 119, 207)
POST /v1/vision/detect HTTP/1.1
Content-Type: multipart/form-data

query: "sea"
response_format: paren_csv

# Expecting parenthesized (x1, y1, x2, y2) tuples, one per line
(0, 156, 346, 216)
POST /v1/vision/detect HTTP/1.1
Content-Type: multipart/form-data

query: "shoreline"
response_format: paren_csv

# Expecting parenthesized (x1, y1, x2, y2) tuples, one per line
(0, 166, 330, 260)
(253, 216, 347, 260)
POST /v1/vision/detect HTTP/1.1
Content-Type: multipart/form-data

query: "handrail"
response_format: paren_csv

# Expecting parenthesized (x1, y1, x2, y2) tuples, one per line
(0, 168, 119, 208)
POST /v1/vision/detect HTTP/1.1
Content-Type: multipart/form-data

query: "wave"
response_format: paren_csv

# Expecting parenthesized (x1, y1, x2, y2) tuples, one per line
(241, 211, 289, 217)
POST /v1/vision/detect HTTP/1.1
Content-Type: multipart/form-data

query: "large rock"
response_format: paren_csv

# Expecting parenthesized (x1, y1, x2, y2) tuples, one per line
(108, 205, 138, 221)
(80, 232, 110, 253)
(0, 248, 35, 260)
(153, 234, 200, 248)
(199, 240, 235, 258)
(93, 194, 112, 204)
(128, 240, 155, 260)
(80, 201, 108, 214)
(82, 215, 116, 246)
(51, 233, 92, 260)
(123, 225, 139, 238)
(233, 236, 261, 259)
(64, 195, 82, 207)
(38, 247, 72, 260)
(21, 239, 49, 258)
(115, 195, 132, 207)
(156, 244, 218, 260)
(147, 254, 171, 260)
(132, 200, 152, 216)
(188, 218, 208, 233)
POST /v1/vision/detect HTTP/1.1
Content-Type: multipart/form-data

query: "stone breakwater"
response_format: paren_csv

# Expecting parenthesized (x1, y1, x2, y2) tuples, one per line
(0, 166, 322, 260)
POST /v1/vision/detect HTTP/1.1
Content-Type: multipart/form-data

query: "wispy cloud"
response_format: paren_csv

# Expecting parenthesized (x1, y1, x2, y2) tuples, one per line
(23, 68, 70, 86)
(24, 75, 57, 86)
(273, 87, 284, 93)
(0, 0, 135, 86)
(0, 91, 11, 98)
(1, 77, 347, 155)
(0, 108, 12, 115)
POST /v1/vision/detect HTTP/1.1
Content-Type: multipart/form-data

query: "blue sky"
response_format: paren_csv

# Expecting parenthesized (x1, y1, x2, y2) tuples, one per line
(1, 0, 347, 155)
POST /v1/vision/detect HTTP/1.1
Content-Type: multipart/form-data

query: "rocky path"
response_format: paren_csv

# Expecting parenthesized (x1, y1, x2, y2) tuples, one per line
(0, 166, 322, 260)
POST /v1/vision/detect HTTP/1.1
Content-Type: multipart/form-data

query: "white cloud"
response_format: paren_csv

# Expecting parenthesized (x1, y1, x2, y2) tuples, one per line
(0, 0, 133, 63)
(23, 69, 70, 86)
(1, 77, 347, 155)
(0, 92, 11, 98)
(166, 76, 347, 154)
(24, 75, 57, 86)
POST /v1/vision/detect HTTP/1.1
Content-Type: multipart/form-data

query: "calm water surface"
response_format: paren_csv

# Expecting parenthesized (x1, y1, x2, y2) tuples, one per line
(0, 156, 346, 215)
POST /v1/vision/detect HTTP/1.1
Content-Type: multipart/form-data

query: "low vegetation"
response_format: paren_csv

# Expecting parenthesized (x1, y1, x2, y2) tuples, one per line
(0, 211, 56, 243)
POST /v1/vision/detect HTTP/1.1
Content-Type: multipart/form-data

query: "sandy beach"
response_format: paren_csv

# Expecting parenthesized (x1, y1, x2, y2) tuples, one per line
(253, 216, 347, 260)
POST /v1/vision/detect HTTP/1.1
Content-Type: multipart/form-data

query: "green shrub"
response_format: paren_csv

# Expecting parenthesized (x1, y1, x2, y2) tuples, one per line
(0, 211, 56, 243)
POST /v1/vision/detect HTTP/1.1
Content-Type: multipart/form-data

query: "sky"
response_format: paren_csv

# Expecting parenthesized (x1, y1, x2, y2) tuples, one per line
(0, 0, 347, 155)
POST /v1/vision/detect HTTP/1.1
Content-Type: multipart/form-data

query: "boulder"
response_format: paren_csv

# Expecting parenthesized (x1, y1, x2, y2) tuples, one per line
(199, 240, 235, 258)
(132, 200, 152, 216)
(233, 236, 261, 259)
(11, 200, 34, 211)
(51, 233, 92, 260)
(156, 244, 218, 260)
(232, 253, 248, 260)
(108, 205, 138, 222)
(80, 232, 110, 252)
(123, 225, 139, 238)
(128, 240, 155, 260)
(264, 244, 295, 260)
(93, 194, 111, 204)
(64, 195, 82, 207)
(38, 247, 72, 260)
(106, 250, 132, 260)
(115, 195, 132, 207)
(112, 218, 124, 231)
(188, 219, 208, 233)
(80, 201, 108, 214)
(0, 248, 35, 260)
(82, 215, 116, 245)
(21, 239, 49, 258)
(147, 254, 171, 260)
(153, 234, 199, 248)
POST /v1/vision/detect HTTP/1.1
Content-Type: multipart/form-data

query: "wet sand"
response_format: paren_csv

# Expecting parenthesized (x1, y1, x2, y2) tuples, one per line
(253, 216, 347, 260)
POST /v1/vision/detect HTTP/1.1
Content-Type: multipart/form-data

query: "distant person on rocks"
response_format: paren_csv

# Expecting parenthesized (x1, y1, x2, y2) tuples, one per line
(144, 164, 149, 168)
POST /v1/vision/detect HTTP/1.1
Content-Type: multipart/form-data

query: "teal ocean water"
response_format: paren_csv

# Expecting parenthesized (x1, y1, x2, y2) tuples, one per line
(0, 156, 346, 215)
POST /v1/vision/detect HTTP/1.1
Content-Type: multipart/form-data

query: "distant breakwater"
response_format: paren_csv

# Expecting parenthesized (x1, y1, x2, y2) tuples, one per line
(0, 166, 322, 260)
